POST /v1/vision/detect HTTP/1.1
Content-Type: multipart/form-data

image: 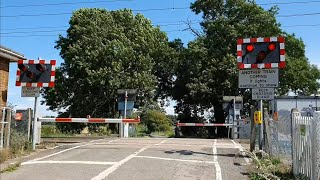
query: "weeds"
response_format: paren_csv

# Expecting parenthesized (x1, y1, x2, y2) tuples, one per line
(0, 162, 21, 173)
(244, 150, 295, 180)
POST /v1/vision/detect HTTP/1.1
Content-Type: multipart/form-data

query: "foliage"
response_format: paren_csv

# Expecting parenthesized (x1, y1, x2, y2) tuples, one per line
(0, 162, 21, 173)
(139, 108, 172, 134)
(42, 8, 174, 120)
(88, 124, 112, 136)
(0, 129, 31, 164)
(41, 124, 75, 137)
(246, 151, 298, 180)
(9, 129, 31, 156)
(169, 0, 320, 137)
(278, 34, 320, 95)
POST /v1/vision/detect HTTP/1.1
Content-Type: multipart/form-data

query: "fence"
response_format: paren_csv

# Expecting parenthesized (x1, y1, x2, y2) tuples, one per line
(265, 109, 320, 180)
(291, 111, 320, 180)
(0, 107, 12, 149)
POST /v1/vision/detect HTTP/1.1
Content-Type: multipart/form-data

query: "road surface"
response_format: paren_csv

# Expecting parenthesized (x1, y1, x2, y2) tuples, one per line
(1, 138, 249, 180)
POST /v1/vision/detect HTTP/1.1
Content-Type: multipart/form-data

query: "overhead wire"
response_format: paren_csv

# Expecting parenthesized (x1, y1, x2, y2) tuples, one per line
(0, 0, 133, 8)
(1, 0, 320, 9)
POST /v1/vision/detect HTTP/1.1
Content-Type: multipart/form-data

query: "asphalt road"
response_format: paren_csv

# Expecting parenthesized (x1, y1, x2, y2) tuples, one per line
(1, 138, 249, 180)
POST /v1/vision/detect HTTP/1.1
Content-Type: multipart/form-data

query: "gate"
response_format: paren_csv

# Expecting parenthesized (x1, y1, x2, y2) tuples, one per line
(292, 111, 320, 180)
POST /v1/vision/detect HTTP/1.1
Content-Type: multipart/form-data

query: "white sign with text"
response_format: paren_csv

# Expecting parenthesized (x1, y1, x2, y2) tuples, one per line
(21, 87, 40, 97)
(252, 88, 275, 100)
(239, 69, 279, 88)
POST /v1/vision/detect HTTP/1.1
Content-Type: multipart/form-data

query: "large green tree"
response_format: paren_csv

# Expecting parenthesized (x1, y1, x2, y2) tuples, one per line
(171, 0, 320, 136)
(42, 8, 174, 118)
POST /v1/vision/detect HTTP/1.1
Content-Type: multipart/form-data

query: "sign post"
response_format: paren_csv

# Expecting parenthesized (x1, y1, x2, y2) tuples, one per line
(237, 36, 285, 150)
(16, 59, 56, 150)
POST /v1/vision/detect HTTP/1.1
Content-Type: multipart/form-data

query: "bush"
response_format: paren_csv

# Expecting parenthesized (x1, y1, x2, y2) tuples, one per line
(88, 125, 111, 136)
(140, 110, 172, 134)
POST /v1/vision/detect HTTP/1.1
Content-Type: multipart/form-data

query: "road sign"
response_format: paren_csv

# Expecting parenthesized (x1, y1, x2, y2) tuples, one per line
(252, 88, 275, 100)
(237, 37, 285, 69)
(16, 60, 56, 87)
(118, 101, 135, 111)
(21, 87, 40, 97)
(238, 69, 279, 88)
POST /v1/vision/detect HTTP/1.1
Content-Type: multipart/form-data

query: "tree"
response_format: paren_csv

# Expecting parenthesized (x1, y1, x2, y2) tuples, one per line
(42, 8, 173, 119)
(278, 33, 320, 95)
(172, 0, 320, 137)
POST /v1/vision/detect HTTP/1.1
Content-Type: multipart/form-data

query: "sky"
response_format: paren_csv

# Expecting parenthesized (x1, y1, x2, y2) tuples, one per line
(1, 0, 319, 117)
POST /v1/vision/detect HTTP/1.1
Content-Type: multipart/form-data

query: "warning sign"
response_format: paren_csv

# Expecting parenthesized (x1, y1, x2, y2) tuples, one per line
(238, 69, 279, 88)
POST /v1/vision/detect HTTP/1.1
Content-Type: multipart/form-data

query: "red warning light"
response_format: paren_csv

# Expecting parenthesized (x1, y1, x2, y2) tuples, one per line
(246, 44, 254, 52)
(268, 42, 276, 51)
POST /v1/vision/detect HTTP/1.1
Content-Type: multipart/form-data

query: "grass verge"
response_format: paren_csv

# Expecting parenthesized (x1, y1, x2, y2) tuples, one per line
(246, 151, 309, 180)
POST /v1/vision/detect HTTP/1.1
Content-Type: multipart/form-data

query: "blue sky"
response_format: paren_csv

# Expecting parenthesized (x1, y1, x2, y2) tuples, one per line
(1, 0, 319, 116)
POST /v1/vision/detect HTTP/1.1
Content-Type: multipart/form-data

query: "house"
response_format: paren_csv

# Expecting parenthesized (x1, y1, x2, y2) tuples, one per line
(0, 45, 25, 116)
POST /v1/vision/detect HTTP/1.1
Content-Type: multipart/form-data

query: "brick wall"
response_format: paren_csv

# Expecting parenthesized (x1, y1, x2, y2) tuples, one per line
(0, 59, 10, 114)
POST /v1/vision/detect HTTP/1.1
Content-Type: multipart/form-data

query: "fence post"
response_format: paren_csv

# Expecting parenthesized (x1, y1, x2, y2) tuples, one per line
(312, 111, 320, 180)
(5, 110, 12, 148)
(250, 106, 256, 152)
(291, 109, 300, 177)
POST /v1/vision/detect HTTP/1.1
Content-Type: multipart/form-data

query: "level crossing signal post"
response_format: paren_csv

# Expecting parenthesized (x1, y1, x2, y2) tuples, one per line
(16, 58, 56, 150)
(237, 37, 286, 150)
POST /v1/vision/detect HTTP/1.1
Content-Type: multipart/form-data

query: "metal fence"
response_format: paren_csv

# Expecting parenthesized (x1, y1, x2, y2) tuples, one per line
(265, 109, 320, 180)
(264, 109, 292, 160)
(291, 111, 320, 180)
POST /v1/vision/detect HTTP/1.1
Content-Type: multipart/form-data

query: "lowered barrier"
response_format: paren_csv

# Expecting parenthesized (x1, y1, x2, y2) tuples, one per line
(176, 123, 233, 127)
(35, 117, 140, 143)
(38, 117, 140, 123)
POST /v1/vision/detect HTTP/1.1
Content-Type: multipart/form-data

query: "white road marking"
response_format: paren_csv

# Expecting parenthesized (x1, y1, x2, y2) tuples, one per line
(231, 140, 237, 145)
(91, 139, 168, 180)
(28, 138, 116, 162)
(93, 142, 211, 148)
(230, 140, 250, 164)
(134, 155, 216, 164)
(213, 139, 222, 180)
(22, 160, 117, 165)
(155, 139, 168, 145)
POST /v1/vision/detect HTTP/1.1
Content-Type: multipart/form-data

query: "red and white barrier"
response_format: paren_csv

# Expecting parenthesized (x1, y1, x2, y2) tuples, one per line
(38, 117, 140, 123)
(176, 123, 233, 127)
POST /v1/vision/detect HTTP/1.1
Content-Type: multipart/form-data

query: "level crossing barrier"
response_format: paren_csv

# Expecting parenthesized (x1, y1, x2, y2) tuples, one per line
(35, 117, 140, 143)
(176, 123, 233, 127)
(175, 123, 234, 138)
(38, 117, 140, 123)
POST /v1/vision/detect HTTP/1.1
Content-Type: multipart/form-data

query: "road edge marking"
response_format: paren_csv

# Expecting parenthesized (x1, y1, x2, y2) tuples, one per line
(230, 140, 250, 164)
(213, 139, 222, 180)
(22, 160, 117, 165)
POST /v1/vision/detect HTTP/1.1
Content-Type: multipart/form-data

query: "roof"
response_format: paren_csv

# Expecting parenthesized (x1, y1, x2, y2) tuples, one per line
(0, 45, 26, 62)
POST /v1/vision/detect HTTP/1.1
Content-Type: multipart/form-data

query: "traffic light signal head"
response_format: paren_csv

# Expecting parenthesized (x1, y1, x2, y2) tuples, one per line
(16, 60, 56, 87)
(237, 37, 285, 69)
